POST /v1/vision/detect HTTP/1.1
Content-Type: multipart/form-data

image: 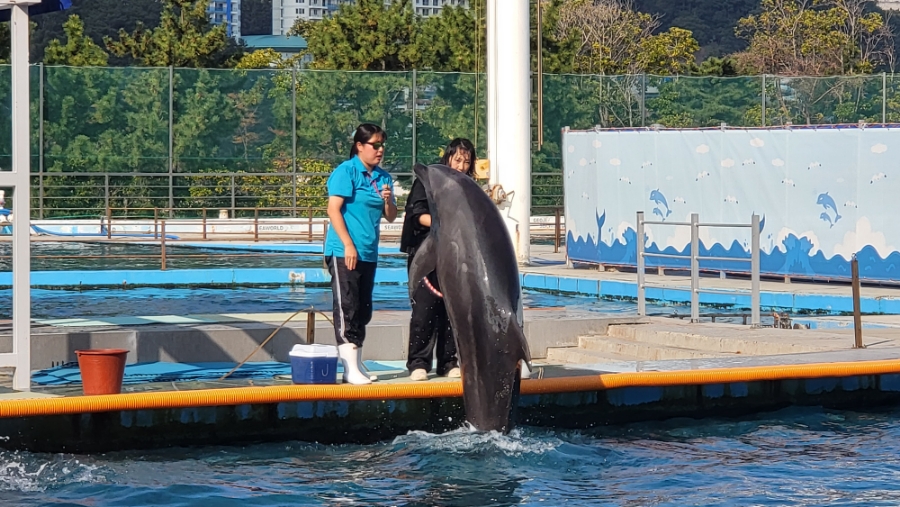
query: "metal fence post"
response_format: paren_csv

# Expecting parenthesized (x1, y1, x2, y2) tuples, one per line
(104, 173, 110, 216)
(411, 69, 417, 166)
(883, 72, 888, 124)
(231, 174, 236, 218)
(761, 74, 766, 127)
(553, 207, 561, 253)
(751, 213, 760, 327)
(640, 73, 646, 127)
(38, 62, 44, 219)
(690, 213, 699, 323)
(292, 65, 298, 217)
(851, 256, 864, 349)
(306, 311, 316, 344)
(168, 66, 174, 217)
(636, 211, 646, 316)
(160, 220, 167, 271)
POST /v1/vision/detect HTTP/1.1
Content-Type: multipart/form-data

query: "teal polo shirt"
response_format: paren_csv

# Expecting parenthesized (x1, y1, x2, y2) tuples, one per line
(325, 156, 395, 263)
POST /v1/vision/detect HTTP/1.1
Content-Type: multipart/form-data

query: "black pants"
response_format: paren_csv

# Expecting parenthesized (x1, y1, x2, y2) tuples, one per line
(327, 256, 376, 347)
(407, 256, 458, 374)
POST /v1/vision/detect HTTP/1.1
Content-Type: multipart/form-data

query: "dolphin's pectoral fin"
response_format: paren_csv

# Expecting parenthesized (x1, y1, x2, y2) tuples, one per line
(408, 235, 437, 300)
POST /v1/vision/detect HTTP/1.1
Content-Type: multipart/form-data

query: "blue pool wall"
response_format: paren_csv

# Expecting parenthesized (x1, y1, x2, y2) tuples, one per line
(6, 266, 898, 314)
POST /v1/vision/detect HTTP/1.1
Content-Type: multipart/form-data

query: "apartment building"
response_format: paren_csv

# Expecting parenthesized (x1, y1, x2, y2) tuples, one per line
(208, 0, 242, 38)
(413, 0, 468, 18)
(271, 0, 469, 35)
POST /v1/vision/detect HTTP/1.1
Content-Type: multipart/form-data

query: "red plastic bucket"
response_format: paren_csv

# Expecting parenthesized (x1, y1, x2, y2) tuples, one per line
(75, 349, 129, 395)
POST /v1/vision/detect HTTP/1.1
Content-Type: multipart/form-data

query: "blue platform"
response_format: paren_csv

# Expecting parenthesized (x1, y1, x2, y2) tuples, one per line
(31, 360, 403, 386)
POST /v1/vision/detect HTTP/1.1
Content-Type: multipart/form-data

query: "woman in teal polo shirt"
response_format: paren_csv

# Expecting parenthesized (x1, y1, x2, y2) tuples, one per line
(325, 123, 397, 385)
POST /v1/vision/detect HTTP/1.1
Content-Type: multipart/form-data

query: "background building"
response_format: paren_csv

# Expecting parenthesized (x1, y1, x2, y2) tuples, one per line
(208, 0, 242, 38)
(211, 0, 472, 40)
(271, 0, 469, 36)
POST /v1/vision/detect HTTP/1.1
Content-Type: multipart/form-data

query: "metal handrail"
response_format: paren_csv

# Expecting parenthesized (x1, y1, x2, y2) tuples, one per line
(636, 211, 760, 326)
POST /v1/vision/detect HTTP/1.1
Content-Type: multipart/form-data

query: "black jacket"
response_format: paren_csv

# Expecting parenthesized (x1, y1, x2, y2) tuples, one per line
(400, 178, 430, 257)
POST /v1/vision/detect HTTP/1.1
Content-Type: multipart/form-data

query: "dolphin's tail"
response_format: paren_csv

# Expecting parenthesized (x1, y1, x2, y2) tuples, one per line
(665, 208, 672, 217)
(835, 212, 842, 223)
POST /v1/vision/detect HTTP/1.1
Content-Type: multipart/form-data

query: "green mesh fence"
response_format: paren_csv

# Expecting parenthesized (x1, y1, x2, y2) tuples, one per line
(3, 66, 900, 218)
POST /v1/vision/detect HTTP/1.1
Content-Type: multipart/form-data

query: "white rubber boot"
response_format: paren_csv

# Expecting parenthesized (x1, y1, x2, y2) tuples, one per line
(357, 348, 378, 382)
(520, 361, 532, 379)
(338, 343, 371, 385)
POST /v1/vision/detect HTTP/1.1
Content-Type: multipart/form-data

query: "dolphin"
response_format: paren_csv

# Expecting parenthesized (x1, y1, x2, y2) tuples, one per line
(649, 189, 672, 217)
(652, 207, 665, 220)
(409, 163, 532, 434)
(816, 192, 841, 223)
(819, 212, 834, 228)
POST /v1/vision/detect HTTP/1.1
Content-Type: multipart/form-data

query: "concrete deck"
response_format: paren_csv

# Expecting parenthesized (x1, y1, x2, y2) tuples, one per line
(1, 308, 645, 371)
(544, 316, 900, 366)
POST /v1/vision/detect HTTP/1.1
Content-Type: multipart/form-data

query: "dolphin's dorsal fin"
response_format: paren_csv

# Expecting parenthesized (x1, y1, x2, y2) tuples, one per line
(408, 234, 437, 300)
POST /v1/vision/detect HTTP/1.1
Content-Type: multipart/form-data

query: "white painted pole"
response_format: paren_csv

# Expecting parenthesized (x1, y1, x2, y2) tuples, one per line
(485, 0, 498, 187)
(10, 2, 32, 390)
(491, 0, 531, 263)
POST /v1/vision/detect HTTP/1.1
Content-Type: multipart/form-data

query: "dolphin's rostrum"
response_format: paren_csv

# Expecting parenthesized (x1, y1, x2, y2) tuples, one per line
(409, 163, 532, 434)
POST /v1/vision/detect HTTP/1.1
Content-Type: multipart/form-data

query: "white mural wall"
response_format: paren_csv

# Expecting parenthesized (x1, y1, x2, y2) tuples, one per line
(563, 126, 900, 281)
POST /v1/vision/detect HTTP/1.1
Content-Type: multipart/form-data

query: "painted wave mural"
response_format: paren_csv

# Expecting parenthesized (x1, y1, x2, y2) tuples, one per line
(563, 126, 900, 282)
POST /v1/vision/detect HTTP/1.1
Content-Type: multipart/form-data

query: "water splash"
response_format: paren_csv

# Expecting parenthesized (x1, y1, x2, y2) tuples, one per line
(0, 450, 105, 492)
(393, 425, 564, 457)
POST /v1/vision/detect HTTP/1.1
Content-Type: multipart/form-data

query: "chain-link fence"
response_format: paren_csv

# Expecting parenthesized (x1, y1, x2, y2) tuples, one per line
(0, 67, 898, 218)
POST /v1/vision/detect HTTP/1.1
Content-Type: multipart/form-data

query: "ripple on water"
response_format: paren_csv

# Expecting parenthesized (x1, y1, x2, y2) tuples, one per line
(5, 408, 900, 505)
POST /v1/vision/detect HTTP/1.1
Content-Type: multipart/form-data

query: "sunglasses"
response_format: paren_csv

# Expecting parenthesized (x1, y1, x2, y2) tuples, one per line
(365, 141, 386, 150)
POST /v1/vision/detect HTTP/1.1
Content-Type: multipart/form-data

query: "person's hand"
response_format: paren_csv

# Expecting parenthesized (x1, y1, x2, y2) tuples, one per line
(381, 184, 392, 203)
(344, 242, 358, 270)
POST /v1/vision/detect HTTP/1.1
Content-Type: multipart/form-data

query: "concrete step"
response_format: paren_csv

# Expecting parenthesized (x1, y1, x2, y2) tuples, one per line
(577, 335, 732, 361)
(606, 323, 837, 355)
(545, 346, 643, 364)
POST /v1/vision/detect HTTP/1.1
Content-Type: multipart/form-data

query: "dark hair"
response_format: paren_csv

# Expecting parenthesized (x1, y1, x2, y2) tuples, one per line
(349, 123, 385, 158)
(440, 138, 477, 178)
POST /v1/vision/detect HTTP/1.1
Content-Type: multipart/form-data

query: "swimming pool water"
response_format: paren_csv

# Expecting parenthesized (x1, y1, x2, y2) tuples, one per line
(1, 406, 899, 505)
(0, 242, 408, 271)
(11, 286, 671, 320)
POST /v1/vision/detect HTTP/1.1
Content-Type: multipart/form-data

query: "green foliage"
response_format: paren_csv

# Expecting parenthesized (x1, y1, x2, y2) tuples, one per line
(104, 0, 240, 68)
(733, 0, 894, 76)
(236, 48, 297, 70)
(45, 16, 109, 66)
(647, 75, 761, 127)
(30, 0, 162, 64)
(292, 0, 419, 71)
(1, 65, 898, 218)
(634, 0, 760, 57)
(552, 0, 701, 75)
(416, 5, 478, 72)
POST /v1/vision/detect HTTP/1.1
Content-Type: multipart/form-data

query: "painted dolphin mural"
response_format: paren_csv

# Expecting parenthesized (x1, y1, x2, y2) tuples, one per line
(817, 192, 841, 223)
(409, 163, 532, 434)
(649, 189, 672, 217)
